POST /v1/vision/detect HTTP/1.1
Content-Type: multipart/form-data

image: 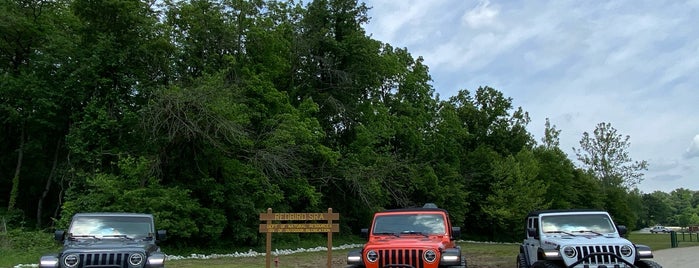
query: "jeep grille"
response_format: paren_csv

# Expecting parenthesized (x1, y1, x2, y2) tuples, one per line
(573, 245, 624, 265)
(377, 249, 425, 268)
(72, 253, 132, 268)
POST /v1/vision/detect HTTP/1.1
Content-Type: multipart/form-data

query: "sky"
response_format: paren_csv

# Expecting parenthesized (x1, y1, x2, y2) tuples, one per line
(360, 0, 699, 193)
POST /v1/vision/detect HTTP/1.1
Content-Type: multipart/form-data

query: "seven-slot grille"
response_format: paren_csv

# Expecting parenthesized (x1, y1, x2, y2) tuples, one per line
(377, 249, 425, 268)
(73, 253, 130, 268)
(573, 245, 624, 266)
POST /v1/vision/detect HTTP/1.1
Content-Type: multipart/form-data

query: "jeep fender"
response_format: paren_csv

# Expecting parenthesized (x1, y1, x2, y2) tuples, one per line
(347, 248, 364, 266)
(519, 245, 531, 265)
(537, 247, 561, 261)
(440, 246, 463, 266)
(634, 244, 654, 260)
(39, 254, 59, 268)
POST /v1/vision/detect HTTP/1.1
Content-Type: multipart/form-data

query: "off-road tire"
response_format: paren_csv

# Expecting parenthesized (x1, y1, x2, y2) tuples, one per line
(531, 260, 565, 268)
(634, 260, 662, 268)
(517, 253, 529, 268)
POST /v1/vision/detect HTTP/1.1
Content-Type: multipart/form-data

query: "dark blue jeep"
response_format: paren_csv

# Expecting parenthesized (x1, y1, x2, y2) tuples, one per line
(39, 212, 167, 268)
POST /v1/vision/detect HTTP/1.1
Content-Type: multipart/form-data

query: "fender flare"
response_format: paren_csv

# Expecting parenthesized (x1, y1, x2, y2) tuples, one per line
(519, 245, 532, 266)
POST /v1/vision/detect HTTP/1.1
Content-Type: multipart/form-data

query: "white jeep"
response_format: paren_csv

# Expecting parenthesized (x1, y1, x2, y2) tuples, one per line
(517, 209, 662, 268)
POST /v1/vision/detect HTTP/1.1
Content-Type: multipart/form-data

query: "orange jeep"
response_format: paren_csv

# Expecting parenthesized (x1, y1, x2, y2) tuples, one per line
(347, 203, 466, 268)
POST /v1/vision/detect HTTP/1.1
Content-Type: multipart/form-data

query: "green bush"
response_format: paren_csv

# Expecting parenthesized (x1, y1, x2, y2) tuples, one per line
(0, 209, 27, 230)
(1, 228, 57, 251)
(0, 228, 61, 267)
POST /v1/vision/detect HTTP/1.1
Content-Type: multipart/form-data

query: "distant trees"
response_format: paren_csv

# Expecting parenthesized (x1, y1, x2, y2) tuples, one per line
(1, 0, 695, 247)
(639, 189, 699, 228)
(575, 122, 648, 190)
(573, 122, 650, 228)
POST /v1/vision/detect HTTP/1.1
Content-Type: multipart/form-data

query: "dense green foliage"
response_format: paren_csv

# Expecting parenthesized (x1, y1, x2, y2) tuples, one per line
(2, 0, 698, 249)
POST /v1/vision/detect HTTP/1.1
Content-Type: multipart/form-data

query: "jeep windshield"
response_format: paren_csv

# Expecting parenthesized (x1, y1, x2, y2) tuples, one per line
(68, 215, 154, 240)
(541, 214, 616, 235)
(372, 213, 446, 236)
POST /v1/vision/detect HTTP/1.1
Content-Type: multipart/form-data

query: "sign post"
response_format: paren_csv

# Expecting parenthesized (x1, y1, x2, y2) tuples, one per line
(259, 208, 340, 268)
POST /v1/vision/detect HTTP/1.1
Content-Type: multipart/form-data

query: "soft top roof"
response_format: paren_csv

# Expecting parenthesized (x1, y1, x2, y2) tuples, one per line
(73, 212, 154, 218)
(526, 209, 608, 220)
(379, 207, 449, 214)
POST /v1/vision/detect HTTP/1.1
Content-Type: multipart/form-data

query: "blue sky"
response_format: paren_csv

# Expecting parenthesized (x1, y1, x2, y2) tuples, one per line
(361, 0, 699, 193)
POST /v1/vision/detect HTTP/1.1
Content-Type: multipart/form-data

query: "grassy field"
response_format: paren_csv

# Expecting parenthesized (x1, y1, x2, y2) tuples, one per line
(3, 232, 698, 268)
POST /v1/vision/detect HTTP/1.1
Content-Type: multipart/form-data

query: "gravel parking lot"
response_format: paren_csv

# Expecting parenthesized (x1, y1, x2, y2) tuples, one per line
(652, 246, 699, 268)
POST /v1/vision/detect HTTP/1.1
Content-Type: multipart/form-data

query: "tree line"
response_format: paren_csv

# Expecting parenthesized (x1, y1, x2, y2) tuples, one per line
(1, 0, 697, 247)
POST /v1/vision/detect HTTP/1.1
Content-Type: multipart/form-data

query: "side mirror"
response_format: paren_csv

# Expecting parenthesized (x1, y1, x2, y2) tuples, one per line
(527, 228, 538, 239)
(617, 225, 627, 236)
(157, 230, 167, 241)
(54, 230, 65, 242)
(451, 227, 461, 239)
(360, 228, 369, 239)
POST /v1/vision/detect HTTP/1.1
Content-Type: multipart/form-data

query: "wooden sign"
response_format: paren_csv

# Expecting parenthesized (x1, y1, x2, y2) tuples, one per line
(259, 223, 340, 233)
(259, 208, 339, 268)
(259, 212, 340, 221)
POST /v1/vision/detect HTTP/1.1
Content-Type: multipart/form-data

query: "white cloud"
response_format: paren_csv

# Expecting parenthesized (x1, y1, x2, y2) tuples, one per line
(685, 135, 699, 159)
(461, 0, 499, 29)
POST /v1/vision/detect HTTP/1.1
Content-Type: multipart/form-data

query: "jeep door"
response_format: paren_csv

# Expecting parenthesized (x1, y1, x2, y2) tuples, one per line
(523, 217, 540, 264)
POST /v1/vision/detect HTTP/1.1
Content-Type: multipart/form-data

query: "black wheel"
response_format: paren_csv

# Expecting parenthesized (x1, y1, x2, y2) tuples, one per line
(634, 260, 663, 268)
(517, 253, 529, 268)
(531, 260, 565, 268)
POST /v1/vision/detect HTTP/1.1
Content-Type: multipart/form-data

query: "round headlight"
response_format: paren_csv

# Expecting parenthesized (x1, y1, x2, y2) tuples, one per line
(424, 250, 437, 263)
(562, 246, 577, 258)
(64, 254, 79, 267)
(620, 245, 633, 257)
(129, 253, 144, 266)
(366, 250, 379, 263)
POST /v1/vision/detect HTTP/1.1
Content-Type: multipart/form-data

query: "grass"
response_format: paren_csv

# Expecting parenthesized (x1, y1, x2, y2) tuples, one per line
(3, 232, 698, 268)
(163, 242, 521, 268)
(627, 232, 699, 251)
(0, 229, 61, 268)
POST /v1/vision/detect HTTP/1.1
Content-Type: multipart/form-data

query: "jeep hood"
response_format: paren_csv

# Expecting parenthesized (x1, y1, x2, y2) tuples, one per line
(365, 235, 449, 250)
(541, 235, 632, 247)
(61, 240, 158, 254)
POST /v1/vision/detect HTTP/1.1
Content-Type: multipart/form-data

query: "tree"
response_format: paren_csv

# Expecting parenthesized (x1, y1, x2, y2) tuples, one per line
(533, 118, 578, 208)
(642, 191, 674, 226)
(541, 118, 561, 149)
(574, 122, 648, 190)
(482, 149, 549, 240)
(292, 0, 376, 143)
(0, 0, 75, 228)
(444, 87, 535, 239)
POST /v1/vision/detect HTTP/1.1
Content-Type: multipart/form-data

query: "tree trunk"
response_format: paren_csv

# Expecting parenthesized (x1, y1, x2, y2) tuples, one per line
(8, 125, 24, 210)
(37, 139, 62, 228)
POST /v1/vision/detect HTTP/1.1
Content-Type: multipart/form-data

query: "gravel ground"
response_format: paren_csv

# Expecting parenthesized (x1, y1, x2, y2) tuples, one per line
(651, 246, 699, 268)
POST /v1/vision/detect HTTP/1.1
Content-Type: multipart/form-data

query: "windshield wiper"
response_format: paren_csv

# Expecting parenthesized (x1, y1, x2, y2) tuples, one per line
(102, 234, 135, 240)
(70, 235, 101, 240)
(545, 230, 576, 236)
(401, 231, 429, 237)
(374, 232, 400, 237)
(573, 230, 604, 236)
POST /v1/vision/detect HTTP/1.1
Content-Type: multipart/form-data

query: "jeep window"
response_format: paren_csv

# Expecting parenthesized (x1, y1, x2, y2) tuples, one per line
(372, 214, 446, 235)
(69, 216, 154, 239)
(541, 214, 615, 234)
